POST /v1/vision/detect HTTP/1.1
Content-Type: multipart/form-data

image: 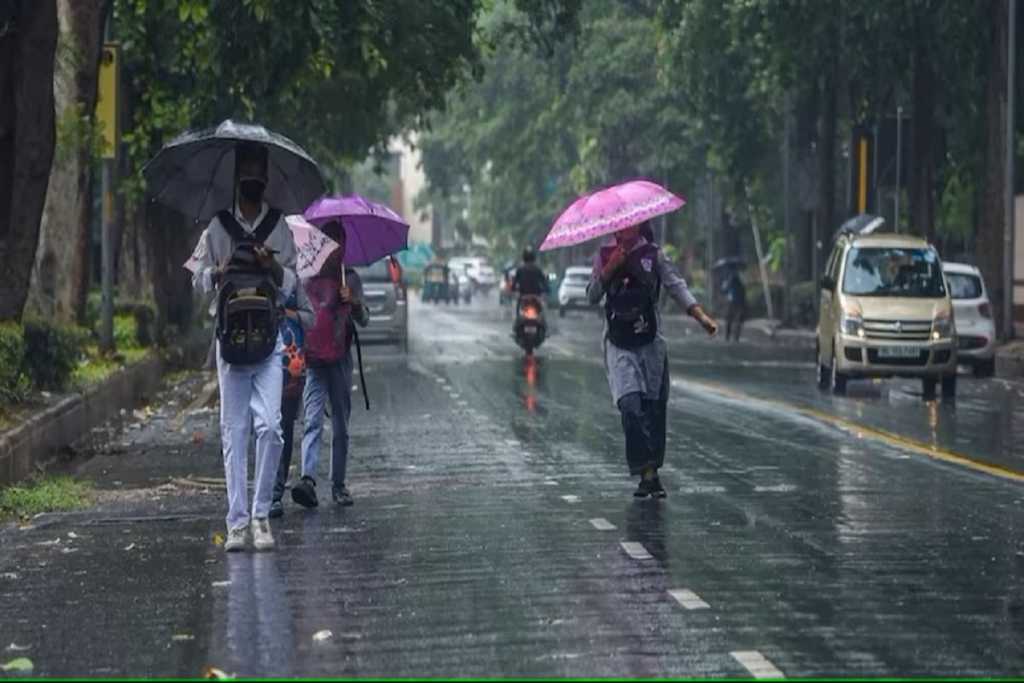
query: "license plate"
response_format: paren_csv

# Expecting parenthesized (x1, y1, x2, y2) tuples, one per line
(878, 346, 921, 359)
(524, 325, 537, 335)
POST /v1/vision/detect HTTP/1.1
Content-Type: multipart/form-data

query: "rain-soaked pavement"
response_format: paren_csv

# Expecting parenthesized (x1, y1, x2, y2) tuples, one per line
(2, 293, 1024, 677)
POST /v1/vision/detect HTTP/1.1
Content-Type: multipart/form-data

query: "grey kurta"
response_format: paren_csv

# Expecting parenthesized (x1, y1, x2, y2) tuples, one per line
(587, 238, 699, 405)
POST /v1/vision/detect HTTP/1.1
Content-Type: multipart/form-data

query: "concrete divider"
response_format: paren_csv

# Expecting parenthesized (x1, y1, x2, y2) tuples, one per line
(0, 353, 165, 486)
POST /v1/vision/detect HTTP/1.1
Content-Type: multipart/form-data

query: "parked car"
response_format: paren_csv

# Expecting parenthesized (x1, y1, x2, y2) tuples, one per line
(450, 256, 499, 293)
(355, 258, 408, 352)
(816, 215, 957, 399)
(557, 266, 594, 317)
(943, 262, 996, 377)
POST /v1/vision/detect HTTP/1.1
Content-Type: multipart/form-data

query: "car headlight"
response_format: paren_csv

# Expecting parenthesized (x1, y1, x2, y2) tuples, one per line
(931, 313, 953, 340)
(841, 313, 865, 338)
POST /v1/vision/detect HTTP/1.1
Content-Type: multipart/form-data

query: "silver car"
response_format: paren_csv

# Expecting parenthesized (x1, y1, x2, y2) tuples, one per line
(355, 259, 408, 352)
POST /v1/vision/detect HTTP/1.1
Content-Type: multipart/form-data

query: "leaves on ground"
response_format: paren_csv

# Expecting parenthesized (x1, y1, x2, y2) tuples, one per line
(1, 657, 34, 672)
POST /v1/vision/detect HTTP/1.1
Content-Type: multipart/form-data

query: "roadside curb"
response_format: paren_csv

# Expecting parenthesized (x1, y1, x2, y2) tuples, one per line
(0, 353, 165, 487)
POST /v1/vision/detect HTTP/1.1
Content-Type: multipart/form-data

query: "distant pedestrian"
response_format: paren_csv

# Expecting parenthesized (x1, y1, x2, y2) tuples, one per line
(587, 220, 718, 498)
(269, 289, 313, 519)
(188, 141, 298, 552)
(722, 270, 746, 342)
(290, 220, 370, 509)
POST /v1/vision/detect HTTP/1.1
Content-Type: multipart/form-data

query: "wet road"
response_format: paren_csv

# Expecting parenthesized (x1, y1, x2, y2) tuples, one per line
(2, 293, 1023, 676)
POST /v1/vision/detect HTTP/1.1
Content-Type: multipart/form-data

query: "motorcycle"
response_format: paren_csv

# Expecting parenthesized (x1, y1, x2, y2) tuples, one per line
(513, 294, 547, 356)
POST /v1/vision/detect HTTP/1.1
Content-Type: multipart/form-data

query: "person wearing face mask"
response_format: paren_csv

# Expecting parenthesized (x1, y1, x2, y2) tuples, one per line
(188, 141, 301, 552)
(587, 220, 718, 498)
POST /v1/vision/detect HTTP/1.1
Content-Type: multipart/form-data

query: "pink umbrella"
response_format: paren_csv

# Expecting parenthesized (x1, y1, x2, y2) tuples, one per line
(286, 214, 341, 279)
(539, 180, 685, 251)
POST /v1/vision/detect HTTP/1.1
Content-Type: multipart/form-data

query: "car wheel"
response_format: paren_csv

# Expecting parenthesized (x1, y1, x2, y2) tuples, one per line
(941, 374, 957, 399)
(831, 344, 847, 395)
(973, 359, 995, 378)
(816, 342, 831, 390)
(922, 377, 938, 400)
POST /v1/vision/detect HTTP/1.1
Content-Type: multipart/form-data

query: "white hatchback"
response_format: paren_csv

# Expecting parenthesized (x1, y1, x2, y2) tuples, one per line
(943, 262, 996, 376)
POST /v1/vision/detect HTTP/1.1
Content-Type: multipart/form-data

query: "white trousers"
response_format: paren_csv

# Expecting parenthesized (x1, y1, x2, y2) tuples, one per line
(216, 340, 284, 531)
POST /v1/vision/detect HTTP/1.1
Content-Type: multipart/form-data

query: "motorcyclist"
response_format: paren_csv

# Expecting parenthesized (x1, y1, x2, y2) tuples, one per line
(512, 246, 549, 298)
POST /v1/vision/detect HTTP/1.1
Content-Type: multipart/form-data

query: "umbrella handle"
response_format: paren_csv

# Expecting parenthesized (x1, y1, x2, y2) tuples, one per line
(341, 262, 346, 289)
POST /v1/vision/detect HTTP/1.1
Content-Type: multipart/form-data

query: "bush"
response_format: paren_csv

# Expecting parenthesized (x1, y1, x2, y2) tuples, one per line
(21, 317, 90, 391)
(789, 280, 819, 327)
(0, 323, 30, 403)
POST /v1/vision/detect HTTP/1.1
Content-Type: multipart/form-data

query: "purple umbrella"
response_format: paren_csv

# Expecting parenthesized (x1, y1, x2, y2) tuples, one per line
(303, 195, 410, 267)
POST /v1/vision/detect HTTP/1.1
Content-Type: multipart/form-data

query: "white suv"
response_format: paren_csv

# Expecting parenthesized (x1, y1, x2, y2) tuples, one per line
(943, 262, 996, 377)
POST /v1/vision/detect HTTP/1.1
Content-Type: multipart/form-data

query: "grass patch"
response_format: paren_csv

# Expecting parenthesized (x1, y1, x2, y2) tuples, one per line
(0, 476, 93, 521)
(72, 346, 150, 388)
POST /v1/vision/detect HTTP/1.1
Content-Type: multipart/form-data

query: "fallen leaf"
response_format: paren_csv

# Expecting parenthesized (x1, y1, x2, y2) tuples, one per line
(1, 657, 33, 672)
(312, 630, 333, 643)
(211, 533, 225, 547)
(203, 666, 234, 679)
(4, 644, 29, 653)
(211, 580, 230, 588)
(172, 634, 195, 642)
(123, 543, 137, 552)
(67, 532, 79, 539)
(192, 431, 205, 445)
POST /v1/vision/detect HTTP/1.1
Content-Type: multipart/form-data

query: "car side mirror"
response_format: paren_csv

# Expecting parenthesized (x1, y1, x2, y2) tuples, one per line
(821, 275, 835, 291)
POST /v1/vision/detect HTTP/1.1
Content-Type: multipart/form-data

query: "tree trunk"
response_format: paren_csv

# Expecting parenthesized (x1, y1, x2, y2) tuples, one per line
(815, 67, 839, 272)
(27, 0, 106, 324)
(0, 1, 59, 321)
(909, 43, 938, 243)
(977, 0, 1008, 334)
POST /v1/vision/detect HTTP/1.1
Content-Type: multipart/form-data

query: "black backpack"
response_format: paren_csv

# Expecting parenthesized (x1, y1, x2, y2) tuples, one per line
(605, 244, 661, 349)
(215, 209, 283, 365)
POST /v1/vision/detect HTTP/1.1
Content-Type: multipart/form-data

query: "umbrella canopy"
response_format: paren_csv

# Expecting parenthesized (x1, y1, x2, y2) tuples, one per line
(712, 256, 746, 271)
(142, 119, 326, 222)
(539, 180, 685, 252)
(303, 195, 409, 267)
(285, 214, 341, 279)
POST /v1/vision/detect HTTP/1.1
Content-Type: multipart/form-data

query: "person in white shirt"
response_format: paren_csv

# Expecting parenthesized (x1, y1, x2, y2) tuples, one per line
(188, 142, 298, 552)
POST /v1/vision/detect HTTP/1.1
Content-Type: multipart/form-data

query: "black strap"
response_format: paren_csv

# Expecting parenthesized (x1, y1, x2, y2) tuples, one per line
(352, 326, 370, 411)
(217, 208, 282, 245)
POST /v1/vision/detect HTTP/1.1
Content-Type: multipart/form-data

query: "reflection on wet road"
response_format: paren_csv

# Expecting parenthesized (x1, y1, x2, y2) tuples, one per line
(1, 292, 1022, 676)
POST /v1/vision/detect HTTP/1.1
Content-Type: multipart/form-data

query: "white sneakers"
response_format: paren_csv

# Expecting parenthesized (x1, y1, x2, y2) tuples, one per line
(251, 518, 275, 551)
(223, 519, 275, 552)
(224, 525, 248, 552)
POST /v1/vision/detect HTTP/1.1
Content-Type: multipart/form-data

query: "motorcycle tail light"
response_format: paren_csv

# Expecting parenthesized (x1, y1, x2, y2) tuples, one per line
(523, 306, 539, 320)
(978, 302, 991, 319)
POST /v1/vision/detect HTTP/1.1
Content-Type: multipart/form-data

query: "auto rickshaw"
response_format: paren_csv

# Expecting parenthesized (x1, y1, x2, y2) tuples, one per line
(422, 262, 449, 303)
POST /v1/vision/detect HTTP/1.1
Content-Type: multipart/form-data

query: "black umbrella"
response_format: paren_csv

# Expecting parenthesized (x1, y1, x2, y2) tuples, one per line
(142, 119, 326, 222)
(712, 256, 746, 271)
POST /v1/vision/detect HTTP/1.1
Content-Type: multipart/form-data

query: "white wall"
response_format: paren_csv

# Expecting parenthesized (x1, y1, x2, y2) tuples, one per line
(388, 133, 433, 246)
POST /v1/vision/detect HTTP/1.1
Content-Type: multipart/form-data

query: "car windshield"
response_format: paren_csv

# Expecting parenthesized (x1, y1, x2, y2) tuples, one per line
(565, 272, 590, 283)
(946, 272, 983, 300)
(842, 247, 946, 297)
(356, 259, 391, 283)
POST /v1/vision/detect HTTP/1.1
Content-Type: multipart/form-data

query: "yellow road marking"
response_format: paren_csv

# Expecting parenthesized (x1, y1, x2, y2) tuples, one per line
(676, 377, 1024, 484)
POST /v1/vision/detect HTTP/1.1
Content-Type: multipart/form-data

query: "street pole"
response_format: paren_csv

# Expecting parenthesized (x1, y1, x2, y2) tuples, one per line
(783, 90, 793, 323)
(895, 105, 903, 233)
(1003, 0, 1017, 340)
(872, 121, 880, 214)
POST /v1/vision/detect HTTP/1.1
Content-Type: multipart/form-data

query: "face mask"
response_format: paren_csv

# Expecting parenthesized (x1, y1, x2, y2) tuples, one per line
(238, 177, 266, 203)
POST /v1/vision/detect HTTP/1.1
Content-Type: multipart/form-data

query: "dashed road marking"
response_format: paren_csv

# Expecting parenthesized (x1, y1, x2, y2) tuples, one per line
(543, 479, 559, 486)
(561, 495, 580, 504)
(731, 651, 784, 679)
(620, 541, 652, 560)
(589, 518, 616, 531)
(668, 588, 710, 610)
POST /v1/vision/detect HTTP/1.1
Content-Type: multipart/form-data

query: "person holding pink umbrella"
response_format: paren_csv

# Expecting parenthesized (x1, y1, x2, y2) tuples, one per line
(541, 180, 718, 498)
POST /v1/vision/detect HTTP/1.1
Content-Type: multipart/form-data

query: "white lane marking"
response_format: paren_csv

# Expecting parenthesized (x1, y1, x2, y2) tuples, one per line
(753, 484, 797, 493)
(620, 541, 653, 560)
(561, 495, 580, 504)
(731, 651, 784, 679)
(679, 485, 727, 494)
(589, 518, 616, 531)
(668, 588, 710, 610)
(543, 479, 559, 486)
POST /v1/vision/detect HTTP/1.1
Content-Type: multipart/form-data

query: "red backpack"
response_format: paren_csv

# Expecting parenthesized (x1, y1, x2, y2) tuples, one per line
(302, 274, 354, 366)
